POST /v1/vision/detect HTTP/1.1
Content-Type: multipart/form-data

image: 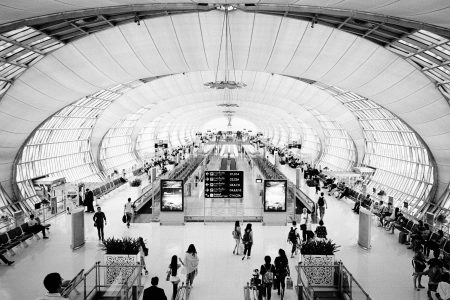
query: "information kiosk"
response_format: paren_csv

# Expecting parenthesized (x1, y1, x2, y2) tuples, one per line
(262, 180, 287, 226)
(159, 180, 184, 225)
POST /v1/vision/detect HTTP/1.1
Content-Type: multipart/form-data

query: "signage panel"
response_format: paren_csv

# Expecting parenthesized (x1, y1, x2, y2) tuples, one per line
(204, 171, 244, 198)
(263, 180, 287, 212)
(160, 180, 184, 212)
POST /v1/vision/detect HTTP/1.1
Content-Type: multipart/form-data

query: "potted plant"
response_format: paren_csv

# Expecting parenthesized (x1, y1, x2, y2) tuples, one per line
(300, 240, 340, 286)
(102, 237, 140, 284)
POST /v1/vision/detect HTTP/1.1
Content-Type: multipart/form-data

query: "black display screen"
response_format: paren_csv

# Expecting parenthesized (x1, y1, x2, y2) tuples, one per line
(204, 171, 244, 198)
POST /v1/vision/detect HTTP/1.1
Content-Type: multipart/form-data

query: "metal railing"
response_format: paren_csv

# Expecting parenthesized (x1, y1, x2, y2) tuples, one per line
(63, 261, 143, 300)
(296, 262, 372, 300)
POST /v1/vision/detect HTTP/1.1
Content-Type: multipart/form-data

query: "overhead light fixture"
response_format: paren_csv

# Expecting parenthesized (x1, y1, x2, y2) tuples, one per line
(134, 14, 140, 26)
(205, 5, 246, 90)
(217, 103, 239, 107)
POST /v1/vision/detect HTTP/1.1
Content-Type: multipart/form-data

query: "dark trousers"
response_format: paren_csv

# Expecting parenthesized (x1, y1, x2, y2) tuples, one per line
(353, 202, 360, 212)
(97, 225, 104, 240)
(259, 284, 272, 300)
(29, 224, 46, 237)
(243, 243, 253, 257)
(275, 275, 286, 293)
(300, 225, 307, 241)
(172, 282, 178, 300)
(86, 201, 95, 212)
(291, 243, 297, 255)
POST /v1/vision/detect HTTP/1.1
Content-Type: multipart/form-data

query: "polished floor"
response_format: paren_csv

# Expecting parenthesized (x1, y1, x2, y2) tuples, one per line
(0, 156, 429, 300)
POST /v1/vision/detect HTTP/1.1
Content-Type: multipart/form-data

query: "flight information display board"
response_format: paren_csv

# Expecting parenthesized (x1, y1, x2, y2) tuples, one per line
(204, 171, 244, 198)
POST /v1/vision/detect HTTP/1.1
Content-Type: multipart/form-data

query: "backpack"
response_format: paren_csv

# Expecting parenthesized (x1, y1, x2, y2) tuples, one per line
(262, 265, 274, 284)
(288, 228, 297, 243)
(242, 230, 250, 244)
(318, 197, 324, 207)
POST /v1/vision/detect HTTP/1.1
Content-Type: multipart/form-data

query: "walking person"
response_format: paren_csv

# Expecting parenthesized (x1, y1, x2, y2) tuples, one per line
(259, 255, 275, 300)
(180, 244, 199, 287)
(274, 249, 290, 297)
(317, 192, 327, 220)
(138, 237, 149, 275)
(143, 277, 167, 300)
(93, 206, 106, 241)
(167, 255, 183, 300)
(232, 220, 242, 255)
(287, 222, 300, 258)
(124, 198, 133, 228)
(315, 220, 328, 239)
(241, 223, 253, 260)
(299, 208, 310, 242)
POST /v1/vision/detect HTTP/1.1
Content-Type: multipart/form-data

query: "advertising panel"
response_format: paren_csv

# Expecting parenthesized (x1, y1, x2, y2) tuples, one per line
(264, 180, 287, 212)
(161, 180, 184, 212)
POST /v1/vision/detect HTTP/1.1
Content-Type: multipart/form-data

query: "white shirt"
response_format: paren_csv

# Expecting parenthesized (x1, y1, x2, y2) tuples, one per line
(438, 282, 450, 300)
(36, 293, 66, 300)
(300, 213, 309, 225)
(124, 202, 133, 213)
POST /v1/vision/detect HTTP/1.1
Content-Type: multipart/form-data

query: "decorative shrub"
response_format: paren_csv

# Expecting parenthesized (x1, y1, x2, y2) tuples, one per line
(130, 178, 142, 187)
(301, 239, 340, 256)
(102, 237, 140, 255)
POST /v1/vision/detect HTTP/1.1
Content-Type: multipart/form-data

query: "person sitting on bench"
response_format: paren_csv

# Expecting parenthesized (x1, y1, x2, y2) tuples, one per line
(391, 213, 407, 234)
(27, 214, 49, 239)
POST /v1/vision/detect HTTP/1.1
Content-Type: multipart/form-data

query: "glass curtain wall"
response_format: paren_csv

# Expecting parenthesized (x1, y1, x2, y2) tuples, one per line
(136, 117, 163, 160)
(0, 26, 64, 98)
(315, 84, 434, 217)
(307, 108, 356, 171)
(15, 81, 143, 208)
(99, 108, 149, 175)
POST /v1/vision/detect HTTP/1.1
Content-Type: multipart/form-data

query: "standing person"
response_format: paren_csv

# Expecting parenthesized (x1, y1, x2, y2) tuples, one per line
(93, 206, 106, 241)
(287, 222, 300, 258)
(274, 249, 290, 296)
(124, 198, 133, 228)
(241, 223, 253, 260)
(299, 208, 309, 242)
(412, 247, 427, 291)
(180, 244, 199, 287)
(416, 259, 444, 298)
(232, 221, 242, 255)
(259, 255, 275, 300)
(142, 277, 167, 300)
(167, 255, 183, 300)
(317, 193, 327, 220)
(84, 189, 95, 213)
(137, 237, 149, 275)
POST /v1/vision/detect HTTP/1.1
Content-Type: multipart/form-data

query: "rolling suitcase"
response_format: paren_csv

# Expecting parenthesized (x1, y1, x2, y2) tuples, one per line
(398, 231, 407, 244)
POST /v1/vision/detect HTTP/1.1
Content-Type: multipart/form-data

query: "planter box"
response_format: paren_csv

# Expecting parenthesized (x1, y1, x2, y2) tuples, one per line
(301, 255, 335, 286)
(104, 254, 139, 284)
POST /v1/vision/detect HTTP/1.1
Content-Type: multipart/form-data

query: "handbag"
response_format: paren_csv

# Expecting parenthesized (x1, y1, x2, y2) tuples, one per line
(122, 214, 127, 223)
(166, 268, 171, 281)
(285, 276, 293, 290)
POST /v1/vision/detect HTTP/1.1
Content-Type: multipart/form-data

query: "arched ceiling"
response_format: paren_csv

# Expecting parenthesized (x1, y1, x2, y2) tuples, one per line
(0, 9, 449, 201)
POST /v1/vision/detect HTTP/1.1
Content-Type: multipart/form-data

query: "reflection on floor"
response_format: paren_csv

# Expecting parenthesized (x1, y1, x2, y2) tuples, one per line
(0, 152, 427, 300)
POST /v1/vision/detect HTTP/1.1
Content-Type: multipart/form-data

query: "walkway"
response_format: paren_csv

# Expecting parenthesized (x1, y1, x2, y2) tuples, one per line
(0, 152, 426, 300)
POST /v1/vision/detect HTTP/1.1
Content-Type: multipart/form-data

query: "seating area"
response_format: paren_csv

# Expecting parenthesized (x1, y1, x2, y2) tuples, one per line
(87, 177, 127, 199)
(0, 222, 47, 259)
(252, 156, 285, 180)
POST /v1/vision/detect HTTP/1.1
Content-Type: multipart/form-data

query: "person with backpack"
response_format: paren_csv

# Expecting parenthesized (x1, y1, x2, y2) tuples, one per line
(259, 255, 275, 300)
(287, 222, 300, 258)
(138, 237, 149, 275)
(274, 249, 290, 296)
(232, 220, 242, 255)
(242, 223, 253, 260)
(317, 193, 327, 220)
